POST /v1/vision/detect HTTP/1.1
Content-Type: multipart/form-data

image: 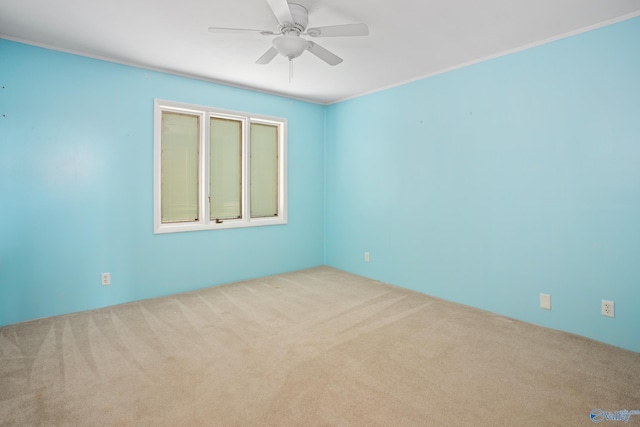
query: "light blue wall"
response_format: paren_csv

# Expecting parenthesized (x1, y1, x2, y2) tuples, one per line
(0, 40, 325, 325)
(325, 17, 640, 351)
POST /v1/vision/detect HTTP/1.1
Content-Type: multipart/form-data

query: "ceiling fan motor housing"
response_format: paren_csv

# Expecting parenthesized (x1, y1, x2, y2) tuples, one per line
(279, 3, 308, 34)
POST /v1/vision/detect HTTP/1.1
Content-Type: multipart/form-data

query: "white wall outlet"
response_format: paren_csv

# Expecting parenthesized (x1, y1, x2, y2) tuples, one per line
(602, 300, 614, 317)
(364, 252, 370, 262)
(540, 293, 551, 310)
(101, 273, 111, 286)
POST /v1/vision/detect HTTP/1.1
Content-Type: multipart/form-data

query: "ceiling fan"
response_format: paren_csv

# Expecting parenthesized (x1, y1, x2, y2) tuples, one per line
(208, 0, 369, 68)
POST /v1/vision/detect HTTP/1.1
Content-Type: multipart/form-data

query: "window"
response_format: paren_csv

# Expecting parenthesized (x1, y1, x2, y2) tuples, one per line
(154, 100, 287, 233)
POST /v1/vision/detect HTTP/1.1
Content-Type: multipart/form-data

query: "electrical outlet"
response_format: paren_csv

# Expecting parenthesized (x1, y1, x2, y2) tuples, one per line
(601, 300, 614, 317)
(540, 293, 551, 310)
(101, 273, 111, 286)
(364, 252, 370, 262)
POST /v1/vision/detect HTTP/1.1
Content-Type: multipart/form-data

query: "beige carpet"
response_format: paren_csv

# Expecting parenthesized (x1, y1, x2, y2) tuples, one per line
(1, 266, 639, 426)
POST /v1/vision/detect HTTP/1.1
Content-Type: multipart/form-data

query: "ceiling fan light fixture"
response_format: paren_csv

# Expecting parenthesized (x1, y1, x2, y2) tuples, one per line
(272, 34, 309, 60)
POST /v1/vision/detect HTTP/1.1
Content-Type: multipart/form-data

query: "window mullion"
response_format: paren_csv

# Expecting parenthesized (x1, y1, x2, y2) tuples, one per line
(241, 118, 250, 221)
(202, 112, 211, 225)
(242, 117, 251, 222)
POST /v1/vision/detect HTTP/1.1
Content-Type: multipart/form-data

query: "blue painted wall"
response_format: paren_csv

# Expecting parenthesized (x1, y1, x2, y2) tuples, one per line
(325, 17, 640, 351)
(0, 40, 325, 325)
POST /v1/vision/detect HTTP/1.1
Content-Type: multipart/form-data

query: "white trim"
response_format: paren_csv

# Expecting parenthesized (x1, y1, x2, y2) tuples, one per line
(4, 11, 638, 106)
(154, 99, 287, 234)
(0, 35, 322, 106)
(328, 11, 640, 105)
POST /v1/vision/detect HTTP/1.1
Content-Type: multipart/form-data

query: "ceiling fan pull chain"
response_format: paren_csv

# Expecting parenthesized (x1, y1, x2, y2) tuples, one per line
(289, 58, 293, 82)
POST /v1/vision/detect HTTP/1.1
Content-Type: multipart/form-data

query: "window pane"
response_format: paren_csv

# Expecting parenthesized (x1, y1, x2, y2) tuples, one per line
(250, 123, 278, 218)
(210, 117, 242, 220)
(161, 112, 199, 223)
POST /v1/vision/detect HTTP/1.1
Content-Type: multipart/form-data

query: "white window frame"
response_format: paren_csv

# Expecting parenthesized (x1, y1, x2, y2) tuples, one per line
(154, 99, 287, 234)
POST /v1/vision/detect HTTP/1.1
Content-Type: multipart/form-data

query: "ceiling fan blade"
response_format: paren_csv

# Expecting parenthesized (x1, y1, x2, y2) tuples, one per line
(209, 27, 275, 36)
(256, 46, 279, 64)
(307, 42, 343, 66)
(266, 0, 294, 26)
(306, 23, 369, 37)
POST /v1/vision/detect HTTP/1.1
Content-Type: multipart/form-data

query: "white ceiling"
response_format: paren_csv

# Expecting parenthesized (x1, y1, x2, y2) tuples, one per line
(1, 0, 639, 104)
